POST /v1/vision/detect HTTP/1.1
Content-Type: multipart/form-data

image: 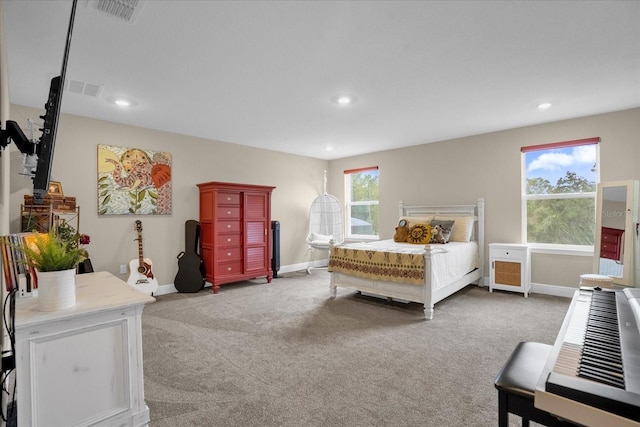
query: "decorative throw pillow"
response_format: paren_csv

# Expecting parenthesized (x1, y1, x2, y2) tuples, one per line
(393, 219, 410, 242)
(434, 215, 474, 242)
(406, 224, 432, 244)
(430, 224, 447, 244)
(430, 220, 454, 243)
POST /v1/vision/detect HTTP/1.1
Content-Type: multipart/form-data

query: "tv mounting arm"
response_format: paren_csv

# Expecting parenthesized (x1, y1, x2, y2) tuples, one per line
(0, 120, 36, 156)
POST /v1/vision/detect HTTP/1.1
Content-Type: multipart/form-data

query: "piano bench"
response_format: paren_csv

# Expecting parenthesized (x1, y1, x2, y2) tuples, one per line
(494, 342, 579, 427)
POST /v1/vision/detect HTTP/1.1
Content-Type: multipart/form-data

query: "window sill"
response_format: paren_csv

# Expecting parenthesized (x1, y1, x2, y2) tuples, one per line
(527, 243, 594, 257)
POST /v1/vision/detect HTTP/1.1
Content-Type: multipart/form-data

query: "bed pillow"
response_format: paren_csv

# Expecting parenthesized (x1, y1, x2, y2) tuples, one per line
(406, 223, 432, 244)
(399, 215, 434, 228)
(430, 224, 447, 244)
(429, 220, 454, 243)
(394, 219, 410, 242)
(434, 215, 474, 242)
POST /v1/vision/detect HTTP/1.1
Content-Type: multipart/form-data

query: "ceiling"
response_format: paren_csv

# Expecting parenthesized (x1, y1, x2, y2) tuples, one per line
(3, 0, 639, 160)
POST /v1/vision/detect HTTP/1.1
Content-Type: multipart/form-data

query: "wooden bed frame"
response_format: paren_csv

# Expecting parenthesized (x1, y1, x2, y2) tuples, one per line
(329, 198, 485, 320)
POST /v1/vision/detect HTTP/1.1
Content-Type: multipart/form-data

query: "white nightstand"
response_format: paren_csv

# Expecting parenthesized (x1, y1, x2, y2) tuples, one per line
(489, 243, 531, 297)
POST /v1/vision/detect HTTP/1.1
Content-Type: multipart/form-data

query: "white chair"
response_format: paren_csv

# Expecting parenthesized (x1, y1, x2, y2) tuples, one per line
(306, 172, 344, 272)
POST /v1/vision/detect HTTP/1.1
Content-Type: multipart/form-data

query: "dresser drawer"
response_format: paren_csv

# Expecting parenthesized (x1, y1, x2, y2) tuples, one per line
(491, 246, 526, 261)
(218, 220, 241, 233)
(217, 260, 243, 276)
(601, 233, 620, 244)
(216, 206, 241, 219)
(217, 233, 242, 247)
(216, 247, 242, 262)
(218, 191, 240, 205)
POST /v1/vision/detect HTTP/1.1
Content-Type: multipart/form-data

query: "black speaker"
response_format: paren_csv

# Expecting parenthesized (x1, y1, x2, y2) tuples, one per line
(271, 220, 280, 278)
(77, 258, 94, 274)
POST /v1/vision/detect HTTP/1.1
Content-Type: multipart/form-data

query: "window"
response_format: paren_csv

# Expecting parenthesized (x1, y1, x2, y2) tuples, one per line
(522, 138, 599, 247)
(345, 167, 379, 239)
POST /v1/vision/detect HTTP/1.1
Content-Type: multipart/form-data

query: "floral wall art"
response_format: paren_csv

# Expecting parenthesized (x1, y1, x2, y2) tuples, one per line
(97, 144, 172, 215)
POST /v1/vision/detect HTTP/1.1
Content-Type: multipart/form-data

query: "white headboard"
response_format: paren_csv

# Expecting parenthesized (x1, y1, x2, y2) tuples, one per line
(400, 201, 480, 219)
(398, 198, 485, 279)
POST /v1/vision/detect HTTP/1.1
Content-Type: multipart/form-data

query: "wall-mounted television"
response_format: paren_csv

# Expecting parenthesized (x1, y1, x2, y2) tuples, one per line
(32, 76, 63, 203)
(1, 1, 76, 204)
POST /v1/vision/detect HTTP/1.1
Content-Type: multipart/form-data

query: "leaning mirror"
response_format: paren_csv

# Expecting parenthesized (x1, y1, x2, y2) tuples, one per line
(593, 180, 639, 286)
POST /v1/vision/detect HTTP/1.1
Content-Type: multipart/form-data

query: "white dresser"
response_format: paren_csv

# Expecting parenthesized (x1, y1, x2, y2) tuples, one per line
(489, 243, 531, 297)
(14, 271, 155, 427)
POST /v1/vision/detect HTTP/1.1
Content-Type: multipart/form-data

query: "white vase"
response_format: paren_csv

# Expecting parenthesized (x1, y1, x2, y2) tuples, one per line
(37, 268, 77, 311)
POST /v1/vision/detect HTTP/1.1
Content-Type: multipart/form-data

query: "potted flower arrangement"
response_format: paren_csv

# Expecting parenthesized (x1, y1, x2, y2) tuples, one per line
(21, 230, 87, 311)
(55, 221, 91, 261)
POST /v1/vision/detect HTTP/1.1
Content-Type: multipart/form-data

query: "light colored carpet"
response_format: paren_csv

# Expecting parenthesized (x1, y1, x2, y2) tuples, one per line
(141, 270, 571, 426)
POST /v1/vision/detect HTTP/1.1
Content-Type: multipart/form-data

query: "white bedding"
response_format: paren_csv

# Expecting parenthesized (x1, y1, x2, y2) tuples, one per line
(329, 199, 485, 319)
(334, 239, 479, 290)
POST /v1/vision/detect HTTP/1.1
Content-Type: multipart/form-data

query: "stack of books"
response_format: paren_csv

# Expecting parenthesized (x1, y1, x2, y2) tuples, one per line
(1, 234, 39, 297)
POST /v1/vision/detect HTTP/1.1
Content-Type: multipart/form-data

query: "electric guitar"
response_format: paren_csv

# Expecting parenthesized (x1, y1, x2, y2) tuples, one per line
(127, 220, 158, 295)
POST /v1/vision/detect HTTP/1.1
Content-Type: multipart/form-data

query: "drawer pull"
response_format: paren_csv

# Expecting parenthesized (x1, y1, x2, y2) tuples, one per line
(227, 252, 232, 256)
(227, 267, 232, 271)
(227, 224, 231, 229)
(227, 210, 231, 215)
(227, 197, 232, 201)
(227, 238, 232, 242)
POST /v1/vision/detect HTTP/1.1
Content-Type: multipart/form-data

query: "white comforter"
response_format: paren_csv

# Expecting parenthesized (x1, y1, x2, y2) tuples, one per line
(335, 240, 479, 290)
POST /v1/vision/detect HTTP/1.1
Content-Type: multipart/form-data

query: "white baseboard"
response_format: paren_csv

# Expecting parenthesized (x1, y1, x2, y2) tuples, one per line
(479, 276, 576, 298)
(530, 282, 576, 298)
(153, 260, 328, 296)
(155, 269, 579, 298)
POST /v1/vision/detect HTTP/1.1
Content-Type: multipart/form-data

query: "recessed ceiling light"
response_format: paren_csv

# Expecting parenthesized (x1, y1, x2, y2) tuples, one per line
(106, 96, 138, 107)
(537, 102, 552, 110)
(115, 99, 131, 107)
(107, 96, 139, 107)
(326, 146, 334, 151)
(331, 94, 357, 105)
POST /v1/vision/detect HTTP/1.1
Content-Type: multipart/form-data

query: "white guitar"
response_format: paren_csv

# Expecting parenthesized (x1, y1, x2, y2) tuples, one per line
(127, 220, 158, 295)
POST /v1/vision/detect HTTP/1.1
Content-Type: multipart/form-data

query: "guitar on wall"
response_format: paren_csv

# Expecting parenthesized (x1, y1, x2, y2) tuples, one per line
(127, 220, 158, 295)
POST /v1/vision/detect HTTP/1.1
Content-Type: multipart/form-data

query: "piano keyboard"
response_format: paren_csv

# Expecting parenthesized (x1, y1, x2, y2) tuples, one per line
(542, 287, 640, 423)
(553, 289, 625, 389)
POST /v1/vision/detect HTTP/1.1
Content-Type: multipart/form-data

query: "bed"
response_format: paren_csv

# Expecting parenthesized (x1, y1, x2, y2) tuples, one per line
(328, 198, 485, 320)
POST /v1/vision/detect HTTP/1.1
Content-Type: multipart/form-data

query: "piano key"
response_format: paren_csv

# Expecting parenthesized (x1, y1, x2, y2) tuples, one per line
(580, 358, 624, 376)
(578, 368, 626, 389)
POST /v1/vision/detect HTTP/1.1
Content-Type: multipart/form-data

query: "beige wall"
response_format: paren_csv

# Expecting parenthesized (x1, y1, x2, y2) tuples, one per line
(8, 104, 328, 285)
(7, 104, 640, 289)
(328, 108, 640, 289)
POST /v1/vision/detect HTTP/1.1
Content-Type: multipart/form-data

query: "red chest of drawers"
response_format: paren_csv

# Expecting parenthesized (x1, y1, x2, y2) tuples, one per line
(197, 181, 275, 293)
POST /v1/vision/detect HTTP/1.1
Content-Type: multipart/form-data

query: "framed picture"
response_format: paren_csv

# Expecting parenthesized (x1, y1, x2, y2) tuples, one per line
(48, 181, 64, 196)
(97, 144, 172, 215)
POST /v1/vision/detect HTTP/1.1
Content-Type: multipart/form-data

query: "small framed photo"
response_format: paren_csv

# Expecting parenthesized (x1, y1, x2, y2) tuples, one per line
(47, 181, 64, 196)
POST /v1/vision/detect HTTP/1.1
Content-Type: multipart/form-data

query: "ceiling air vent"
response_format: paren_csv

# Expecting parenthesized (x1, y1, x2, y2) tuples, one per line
(88, 0, 145, 23)
(65, 78, 104, 98)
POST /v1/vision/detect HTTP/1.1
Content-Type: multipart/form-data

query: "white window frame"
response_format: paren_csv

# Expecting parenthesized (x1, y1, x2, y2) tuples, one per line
(344, 167, 379, 240)
(521, 138, 600, 255)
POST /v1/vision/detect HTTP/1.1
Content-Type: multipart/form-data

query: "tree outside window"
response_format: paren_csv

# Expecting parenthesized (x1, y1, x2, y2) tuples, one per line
(522, 139, 599, 246)
(345, 167, 379, 239)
